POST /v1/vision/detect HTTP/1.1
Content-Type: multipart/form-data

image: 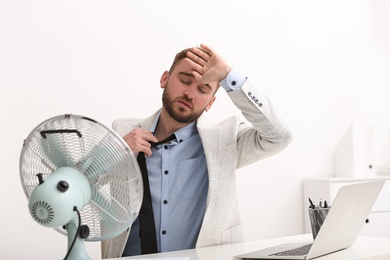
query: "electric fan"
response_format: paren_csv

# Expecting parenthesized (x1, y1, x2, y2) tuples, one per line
(19, 114, 143, 259)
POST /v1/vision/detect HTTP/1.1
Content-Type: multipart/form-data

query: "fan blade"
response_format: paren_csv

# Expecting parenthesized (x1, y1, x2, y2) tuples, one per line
(41, 135, 67, 167)
(78, 133, 127, 178)
(41, 129, 83, 168)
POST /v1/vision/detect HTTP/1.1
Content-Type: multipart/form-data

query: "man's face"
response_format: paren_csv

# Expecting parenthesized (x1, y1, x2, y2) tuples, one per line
(160, 59, 218, 123)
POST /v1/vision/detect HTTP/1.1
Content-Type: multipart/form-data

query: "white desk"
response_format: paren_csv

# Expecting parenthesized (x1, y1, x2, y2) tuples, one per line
(108, 234, 390, 260)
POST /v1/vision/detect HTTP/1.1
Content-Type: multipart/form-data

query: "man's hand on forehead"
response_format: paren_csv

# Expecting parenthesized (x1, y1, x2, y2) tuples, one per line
(185, 44, 232, 85)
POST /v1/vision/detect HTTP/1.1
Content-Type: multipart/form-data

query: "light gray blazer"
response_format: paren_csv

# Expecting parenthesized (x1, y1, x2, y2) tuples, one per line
(101, 80, 293, 258)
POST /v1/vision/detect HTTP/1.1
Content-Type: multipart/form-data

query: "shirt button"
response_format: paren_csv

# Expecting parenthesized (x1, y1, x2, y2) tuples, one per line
(164, 145, 168, 149)
(231, 80, 236, 86)
(162, 230, 167, 235)
(164, 170, 169, 175)
(163, 200, 168, 204)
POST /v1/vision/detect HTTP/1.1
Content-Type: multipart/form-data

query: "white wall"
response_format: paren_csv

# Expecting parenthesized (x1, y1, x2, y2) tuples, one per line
(1, 1, 389, 259)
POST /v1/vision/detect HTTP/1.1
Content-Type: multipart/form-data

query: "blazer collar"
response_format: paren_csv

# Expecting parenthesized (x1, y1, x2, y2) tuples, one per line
(138, 109, 161, 130)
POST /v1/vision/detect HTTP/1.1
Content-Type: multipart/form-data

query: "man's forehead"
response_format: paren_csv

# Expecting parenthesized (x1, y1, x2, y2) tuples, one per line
(172, 61, 219, 90)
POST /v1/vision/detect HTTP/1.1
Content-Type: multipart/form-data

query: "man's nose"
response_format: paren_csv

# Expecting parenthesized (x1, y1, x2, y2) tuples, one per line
(183, 84, 196, 98)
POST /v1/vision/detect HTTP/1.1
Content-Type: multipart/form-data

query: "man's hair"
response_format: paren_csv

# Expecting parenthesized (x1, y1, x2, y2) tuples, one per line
(168, 48, 192, 73)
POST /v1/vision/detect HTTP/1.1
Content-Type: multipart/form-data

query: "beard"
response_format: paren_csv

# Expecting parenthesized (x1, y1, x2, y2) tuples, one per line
(162, 88, 205, 124)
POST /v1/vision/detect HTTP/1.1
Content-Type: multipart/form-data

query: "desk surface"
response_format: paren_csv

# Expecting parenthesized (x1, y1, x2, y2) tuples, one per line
(110, 234, 390, 260)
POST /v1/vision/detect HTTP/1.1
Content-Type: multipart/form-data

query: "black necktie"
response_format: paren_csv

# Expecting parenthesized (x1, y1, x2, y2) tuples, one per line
(137, 134, 176, 254)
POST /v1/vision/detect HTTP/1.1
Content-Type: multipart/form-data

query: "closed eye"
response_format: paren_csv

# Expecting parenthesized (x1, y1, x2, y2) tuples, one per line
(180, 79, 192, 85)
(198, 86, 208, 94)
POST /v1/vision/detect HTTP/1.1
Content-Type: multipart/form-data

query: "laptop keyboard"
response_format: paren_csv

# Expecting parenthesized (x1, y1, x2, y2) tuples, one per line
(269, 244, 312, 256)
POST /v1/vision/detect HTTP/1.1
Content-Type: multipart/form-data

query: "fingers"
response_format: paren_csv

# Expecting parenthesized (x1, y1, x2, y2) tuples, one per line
(123, 129, 158, 157)
(185, 51, 207, 73)
(187, 44, 213, 65)
(185, 43, 230, 83)
(190, 70, 204, 83)
(185, 44, 214, 82)
(199, 43, 213, 52)
(195, 43, 214, 57)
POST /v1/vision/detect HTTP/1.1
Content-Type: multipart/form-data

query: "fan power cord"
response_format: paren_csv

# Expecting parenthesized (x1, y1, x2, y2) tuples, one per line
(64, 206, 82, 260)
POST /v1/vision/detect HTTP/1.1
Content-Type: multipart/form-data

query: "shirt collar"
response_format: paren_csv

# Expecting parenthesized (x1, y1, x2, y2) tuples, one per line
(150, 110, 198, 144)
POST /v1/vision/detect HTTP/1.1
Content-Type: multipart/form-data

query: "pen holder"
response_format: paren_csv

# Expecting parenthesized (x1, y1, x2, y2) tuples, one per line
(308, 207, 330, 239)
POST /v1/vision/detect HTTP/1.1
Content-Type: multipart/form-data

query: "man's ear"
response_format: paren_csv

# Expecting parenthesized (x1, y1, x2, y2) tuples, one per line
(205, 96, 216, 112)
(160, 71, 169, 89)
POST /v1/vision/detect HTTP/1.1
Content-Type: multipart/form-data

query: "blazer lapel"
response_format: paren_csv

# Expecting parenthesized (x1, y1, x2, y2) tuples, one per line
(197, 115, 221, 202)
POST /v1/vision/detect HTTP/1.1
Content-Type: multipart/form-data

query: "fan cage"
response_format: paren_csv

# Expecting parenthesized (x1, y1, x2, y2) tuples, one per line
(19, 114, 142, 241)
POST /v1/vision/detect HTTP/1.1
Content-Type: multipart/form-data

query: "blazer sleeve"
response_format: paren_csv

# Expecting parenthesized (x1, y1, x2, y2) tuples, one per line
(227, 79, 293, 168)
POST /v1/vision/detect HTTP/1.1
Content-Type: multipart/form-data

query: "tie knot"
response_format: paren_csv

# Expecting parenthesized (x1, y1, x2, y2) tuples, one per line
(150, 134, 176, 148)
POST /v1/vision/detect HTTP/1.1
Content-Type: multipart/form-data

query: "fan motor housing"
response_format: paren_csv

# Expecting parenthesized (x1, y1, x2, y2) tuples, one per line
(28, 167, 91, 228)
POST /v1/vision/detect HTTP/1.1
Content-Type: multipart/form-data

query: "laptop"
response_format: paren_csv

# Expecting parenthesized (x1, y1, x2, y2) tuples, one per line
(234, 180, 385, 260)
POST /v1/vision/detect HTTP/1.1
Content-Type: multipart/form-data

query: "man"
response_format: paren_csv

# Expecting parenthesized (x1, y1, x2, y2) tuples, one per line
(101, 44, 293, 258)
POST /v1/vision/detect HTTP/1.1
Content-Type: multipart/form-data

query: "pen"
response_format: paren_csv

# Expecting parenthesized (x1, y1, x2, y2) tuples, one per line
(308, 197, 315, 209)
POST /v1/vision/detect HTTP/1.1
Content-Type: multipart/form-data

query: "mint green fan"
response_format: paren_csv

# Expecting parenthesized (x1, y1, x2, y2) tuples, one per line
(19, 114, 143, 260)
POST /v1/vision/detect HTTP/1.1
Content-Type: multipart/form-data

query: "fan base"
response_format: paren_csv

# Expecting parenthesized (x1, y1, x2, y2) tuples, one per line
(65, 220, 92, 260)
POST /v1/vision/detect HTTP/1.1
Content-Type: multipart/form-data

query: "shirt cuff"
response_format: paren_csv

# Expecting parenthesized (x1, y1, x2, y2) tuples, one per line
(219, 68, 247, 92)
